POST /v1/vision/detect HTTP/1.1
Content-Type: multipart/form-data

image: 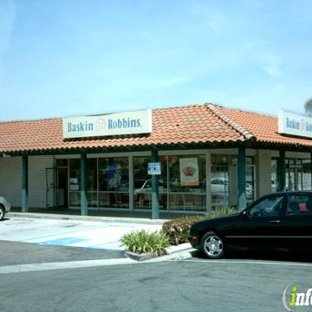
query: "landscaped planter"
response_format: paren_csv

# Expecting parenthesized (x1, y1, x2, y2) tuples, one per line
(123, 250, 159, 261)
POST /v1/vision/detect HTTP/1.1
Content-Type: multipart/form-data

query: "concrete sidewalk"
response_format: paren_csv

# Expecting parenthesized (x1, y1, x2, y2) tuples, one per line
(2, 213, 164, 251)
(0, 212, 194, 273)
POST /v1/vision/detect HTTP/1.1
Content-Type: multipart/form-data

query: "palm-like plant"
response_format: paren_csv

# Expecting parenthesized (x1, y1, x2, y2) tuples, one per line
(304, 98, 312, 115)
(121, 230, 170, 256)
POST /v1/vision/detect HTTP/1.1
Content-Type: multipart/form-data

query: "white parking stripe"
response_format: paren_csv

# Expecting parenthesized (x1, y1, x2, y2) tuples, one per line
(0, 258, 138, 274)
(168, 258, 312, 267)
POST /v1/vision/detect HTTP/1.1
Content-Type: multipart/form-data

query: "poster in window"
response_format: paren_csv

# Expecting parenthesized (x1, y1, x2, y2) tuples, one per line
(180, 158, 199, 186)
(106, 163, 121, 190)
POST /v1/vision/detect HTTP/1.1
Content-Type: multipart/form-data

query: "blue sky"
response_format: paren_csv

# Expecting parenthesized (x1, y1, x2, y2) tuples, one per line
(1, 0, 312, 121)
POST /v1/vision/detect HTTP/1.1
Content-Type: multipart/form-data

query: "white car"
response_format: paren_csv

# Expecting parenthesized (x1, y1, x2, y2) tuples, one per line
(134, 180, 165, 195)
(0, 196, 11, 221)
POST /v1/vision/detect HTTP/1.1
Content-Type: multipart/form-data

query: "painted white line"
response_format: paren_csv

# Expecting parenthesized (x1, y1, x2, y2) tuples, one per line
(169, 258, 312, 267)
(0, 258, 138, 274)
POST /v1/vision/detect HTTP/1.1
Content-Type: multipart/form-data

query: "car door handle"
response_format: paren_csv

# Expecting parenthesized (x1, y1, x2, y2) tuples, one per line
(269, 220, 280, 223)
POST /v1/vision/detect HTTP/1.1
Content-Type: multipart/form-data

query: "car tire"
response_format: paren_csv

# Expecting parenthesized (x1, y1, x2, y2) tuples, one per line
(200, 231, 225, 259)
(0, 205, 4, 221)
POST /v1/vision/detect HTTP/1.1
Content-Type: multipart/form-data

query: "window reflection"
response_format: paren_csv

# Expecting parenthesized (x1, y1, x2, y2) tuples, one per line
(132, 155, 207, 211)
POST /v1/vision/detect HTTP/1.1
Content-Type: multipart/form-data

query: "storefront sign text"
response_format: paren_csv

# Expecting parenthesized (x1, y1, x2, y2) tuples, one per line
(278, 110, 312, 139)
(63, 110, 152, 139)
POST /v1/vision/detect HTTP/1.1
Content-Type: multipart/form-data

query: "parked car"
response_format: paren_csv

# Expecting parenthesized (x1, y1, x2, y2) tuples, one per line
(133, 179, 167, 207)
(134, 179, 165, 196)
(188, 191, 312, 259)
(0, 196, 11, 221)
(203, 178, 253, 200)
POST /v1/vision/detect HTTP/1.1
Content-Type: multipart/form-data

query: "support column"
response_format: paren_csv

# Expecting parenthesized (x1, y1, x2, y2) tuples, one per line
(151, 149, 159, 219)
(22, 155, 29, 212)
(279, 150, 286, 191)
(238, 146, 246, 211)
(80, 152, 88, 216)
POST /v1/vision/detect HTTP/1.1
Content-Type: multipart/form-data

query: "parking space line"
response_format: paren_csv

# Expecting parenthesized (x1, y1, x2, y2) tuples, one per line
(0, 258, 138, 274)
(168, 258, 312, 267)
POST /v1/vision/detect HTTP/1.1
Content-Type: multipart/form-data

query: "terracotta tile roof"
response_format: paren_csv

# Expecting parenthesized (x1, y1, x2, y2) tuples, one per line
(211, 104, 312, 147)
(0, 103, 311, 155)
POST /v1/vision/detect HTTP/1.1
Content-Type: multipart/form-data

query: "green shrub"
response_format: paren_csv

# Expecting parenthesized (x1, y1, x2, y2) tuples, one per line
(120, 229, 170, 256)
(162, 215, 206, 245)
(162, 208, 238, 245)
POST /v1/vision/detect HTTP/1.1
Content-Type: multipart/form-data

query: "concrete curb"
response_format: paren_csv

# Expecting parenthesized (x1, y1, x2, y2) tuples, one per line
(8, 212, 167, 225)
(0, 244, 195, 275)
(123, 251, 158, 262)
(123, 243, 195, 262)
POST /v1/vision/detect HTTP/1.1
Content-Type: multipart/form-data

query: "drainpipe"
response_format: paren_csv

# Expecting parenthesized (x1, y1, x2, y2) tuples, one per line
(22, 155, 29, 212)
(238, 146, 246, 211)
(80, 152, 88, 216)
(151, 149, 159, 219)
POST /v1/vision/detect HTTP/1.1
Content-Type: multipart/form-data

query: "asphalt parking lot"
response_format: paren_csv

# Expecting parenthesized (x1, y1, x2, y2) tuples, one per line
(0, 240, 126, 266)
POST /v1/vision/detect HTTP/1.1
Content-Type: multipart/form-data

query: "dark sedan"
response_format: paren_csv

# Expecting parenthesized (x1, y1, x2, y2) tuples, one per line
(188, 191, 312, 259)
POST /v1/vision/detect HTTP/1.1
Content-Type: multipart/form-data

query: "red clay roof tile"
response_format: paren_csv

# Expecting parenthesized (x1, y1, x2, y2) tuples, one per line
(0, 103, 311, 154)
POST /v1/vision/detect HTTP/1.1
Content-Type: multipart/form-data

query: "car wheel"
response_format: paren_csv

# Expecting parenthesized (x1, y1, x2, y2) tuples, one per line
(0, 205, 4, 221)
(200, 231, 225, 259)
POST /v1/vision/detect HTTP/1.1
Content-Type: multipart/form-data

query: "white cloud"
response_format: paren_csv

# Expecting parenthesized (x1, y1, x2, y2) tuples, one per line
(257, 51, 282, 77)
(263, 66, 281, 77)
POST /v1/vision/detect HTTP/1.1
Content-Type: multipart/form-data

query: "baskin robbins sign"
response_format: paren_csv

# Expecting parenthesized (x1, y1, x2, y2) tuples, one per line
(63, 109, 152, 139)
(278, 110, 312, 139)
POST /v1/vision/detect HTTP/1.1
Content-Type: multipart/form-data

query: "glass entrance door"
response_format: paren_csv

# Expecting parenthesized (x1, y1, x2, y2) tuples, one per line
(286, 159, 303, 191)
(46, 168, 57, 209)
(57, 167, 68, 208)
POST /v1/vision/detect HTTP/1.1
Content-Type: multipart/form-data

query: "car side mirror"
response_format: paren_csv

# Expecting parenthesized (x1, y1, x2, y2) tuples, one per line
(242, 209, 251, 219)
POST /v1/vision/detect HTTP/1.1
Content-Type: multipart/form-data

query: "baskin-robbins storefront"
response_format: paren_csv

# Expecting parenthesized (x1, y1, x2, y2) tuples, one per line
(0, 103, 312, 219)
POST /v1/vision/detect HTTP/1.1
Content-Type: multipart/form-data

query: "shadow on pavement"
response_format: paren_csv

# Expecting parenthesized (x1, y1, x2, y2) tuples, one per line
(189, 249, 312, 263)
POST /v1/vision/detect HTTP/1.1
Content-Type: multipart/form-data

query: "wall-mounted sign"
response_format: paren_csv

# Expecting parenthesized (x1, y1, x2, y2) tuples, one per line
(278, 110, 312, 139)
(63, 109, 152, 139)
(148, 162, 161, 175)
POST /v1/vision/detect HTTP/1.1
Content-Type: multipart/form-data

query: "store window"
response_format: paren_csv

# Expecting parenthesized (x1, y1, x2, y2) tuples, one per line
(272, 157, 312, 192)
(68, 157, 129, 208)
(211, 155, 229, 209)
(166, 155, 206, 211)
(211, 155, 255, 209)
(133, 155, 207, 211)
(133, 156, 153, 209)
(98, 157, 129, 208)
(302, 159, 312, 190)
(286, 158, 311, 191)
